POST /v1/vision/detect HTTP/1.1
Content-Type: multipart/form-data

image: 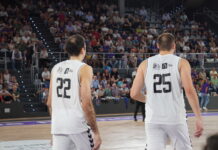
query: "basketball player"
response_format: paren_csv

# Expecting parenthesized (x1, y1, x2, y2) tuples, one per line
(47, 34, 101, 150)
(130, 33, 203, 150)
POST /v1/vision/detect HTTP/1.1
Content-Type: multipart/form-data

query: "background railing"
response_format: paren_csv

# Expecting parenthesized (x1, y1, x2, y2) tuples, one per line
(1, 50, 218, 71)
(35, 52, 217, 66)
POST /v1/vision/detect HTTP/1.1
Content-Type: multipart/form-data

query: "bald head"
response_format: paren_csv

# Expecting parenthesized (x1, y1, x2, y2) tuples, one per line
(157, 33, 175, 51)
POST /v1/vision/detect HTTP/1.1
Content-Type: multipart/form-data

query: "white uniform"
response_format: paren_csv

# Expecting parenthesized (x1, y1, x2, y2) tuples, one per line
(145, 54, 192, 150)
(51, 60, 94, 150)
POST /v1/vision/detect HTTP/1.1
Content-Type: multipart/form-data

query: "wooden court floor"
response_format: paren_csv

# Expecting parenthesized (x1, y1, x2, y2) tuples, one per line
(0, 115, 218, 150)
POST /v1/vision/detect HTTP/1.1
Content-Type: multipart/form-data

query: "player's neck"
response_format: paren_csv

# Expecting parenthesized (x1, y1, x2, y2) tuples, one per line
(69, 55, 83, 61)
(159, 50, 174, 55)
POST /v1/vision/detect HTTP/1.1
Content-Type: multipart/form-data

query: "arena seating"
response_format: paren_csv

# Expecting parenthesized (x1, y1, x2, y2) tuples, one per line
(0, 0, 218, 114)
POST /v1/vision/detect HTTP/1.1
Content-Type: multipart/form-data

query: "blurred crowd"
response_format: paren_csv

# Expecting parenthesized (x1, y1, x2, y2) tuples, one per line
(0, 3, 49, 70)
(192, 68, 218, 110)
(0, 69, 20, 103)
(1, 0, 218, 70)
(0, 0, 218, 106)
(91, 68, 133, 102)
(37, 0, 218, 68)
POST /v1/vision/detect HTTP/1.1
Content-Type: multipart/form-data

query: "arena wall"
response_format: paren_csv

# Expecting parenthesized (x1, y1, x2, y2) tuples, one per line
(0, 97, 218, 119)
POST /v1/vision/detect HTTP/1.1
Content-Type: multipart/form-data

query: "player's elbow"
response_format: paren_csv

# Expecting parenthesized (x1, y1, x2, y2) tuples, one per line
(46, 99, 51, 108)
(184, 87, 196, 98)
(81, 95, 92, 107)
(130, 89, 137, 100)
(46, 103, 51, 108)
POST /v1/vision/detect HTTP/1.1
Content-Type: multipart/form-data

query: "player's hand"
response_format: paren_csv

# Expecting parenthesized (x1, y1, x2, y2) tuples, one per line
(194, 118, 203, 137)
(93, 133, 102, 150)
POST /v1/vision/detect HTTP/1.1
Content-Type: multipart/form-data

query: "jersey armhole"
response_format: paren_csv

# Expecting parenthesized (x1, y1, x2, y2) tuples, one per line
(177, 57, 183, 88)
(78, 63, 86, 86)
(178, 57, 182, 75)
(144, 59, 148, 81)
(144, 59, 148, 90)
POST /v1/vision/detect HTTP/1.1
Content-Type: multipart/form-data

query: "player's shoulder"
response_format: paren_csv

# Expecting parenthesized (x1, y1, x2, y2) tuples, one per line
(139, 59, 148, 66)
(80, 64, 93, 72)
(173, 54, 182, 59)
(79, 64, 93, 79)
(52, 61, 64, 69)
(137, 59, 148, 73)
(178, 58, 191, 71)
(51, 61, 66, 72)
(147, 54, 158, 60)
(179, 58, 190, 65)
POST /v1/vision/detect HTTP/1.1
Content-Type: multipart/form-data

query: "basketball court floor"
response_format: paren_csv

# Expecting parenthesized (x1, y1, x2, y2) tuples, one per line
(0, 112, 218, 150)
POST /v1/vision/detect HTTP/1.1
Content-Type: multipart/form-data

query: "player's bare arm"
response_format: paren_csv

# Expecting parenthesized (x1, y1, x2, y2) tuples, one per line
(130, 60, 147, 103)
(47, 74, 52, 116)
(80, 64, 101, 150)
(179, 58, 204, 137)
(46, 74, 53, 145)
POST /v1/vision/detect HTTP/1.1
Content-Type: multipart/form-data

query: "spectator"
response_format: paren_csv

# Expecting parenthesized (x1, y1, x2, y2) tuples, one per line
(100, 77, 107, 88)
(132, 68, 137, 78)
(211, 74, 218, 93)
(96, 85, 105, 100)
(111, 83, 120, 98)
(41, 67, 50, 82)
(10, 76, 19, 88)
(139, 7, 148, 17)
(3, 69, 10, 83)
(12, 48, 22, 70)
(11, 85, 20, 102)
(200, 79, 210, 111)
(120, 84, 130, 97)
(39, 48, 49, 68)
(41, 67, 50, 88)
(111, 68, 119, 80)
(13, 33, 21, 44)
(41, 86, 49, 104)
(104, 70, 111, 80)
(25, 43, 34, 67)
(199, 69, 207, 80)
(86, 12, 94, 22)
(104, 84, 112, 97)
(21, 32, 30, 44)
(91, 88, 98, 100)
(117, 78, 124, 88)
(65, 21, 75, 33)
(0, 84, 13, 104)
(134, 101, 145, 122)
(91, 75, 99, 89)
(210, 68, 217, 79)
(37, 85, 49, 104)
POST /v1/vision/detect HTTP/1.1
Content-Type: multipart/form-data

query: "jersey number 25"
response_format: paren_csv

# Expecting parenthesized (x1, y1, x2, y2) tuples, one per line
(153, 73, 171, 93)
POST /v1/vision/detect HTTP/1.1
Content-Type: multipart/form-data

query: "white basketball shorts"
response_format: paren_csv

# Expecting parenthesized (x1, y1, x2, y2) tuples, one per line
(52, 129, 94, 150)
(145, 123, 192, 150)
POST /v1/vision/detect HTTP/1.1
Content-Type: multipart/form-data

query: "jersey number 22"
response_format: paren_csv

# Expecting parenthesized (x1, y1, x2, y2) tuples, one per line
(56, 78, 71, 98)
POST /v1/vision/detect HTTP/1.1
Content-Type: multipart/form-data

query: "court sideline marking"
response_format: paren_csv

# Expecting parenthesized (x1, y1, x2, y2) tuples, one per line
(0, 112, 218, 127)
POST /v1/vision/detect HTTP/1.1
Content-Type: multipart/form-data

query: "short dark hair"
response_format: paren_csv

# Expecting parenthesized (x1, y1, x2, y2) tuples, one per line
(204, 134, 218, 150)
(157, 33, 175, 51)
(64, 34, 85, 56)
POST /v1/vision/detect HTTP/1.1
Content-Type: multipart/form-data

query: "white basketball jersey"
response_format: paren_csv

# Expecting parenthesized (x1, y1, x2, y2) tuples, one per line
(145, 54, 186, 124)
(51, 60, 88, 134)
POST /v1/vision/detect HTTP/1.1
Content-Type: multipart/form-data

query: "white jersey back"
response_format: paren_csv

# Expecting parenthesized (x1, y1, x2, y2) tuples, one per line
(51, 60, 88, 134)
(145, 54, 186, 124)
